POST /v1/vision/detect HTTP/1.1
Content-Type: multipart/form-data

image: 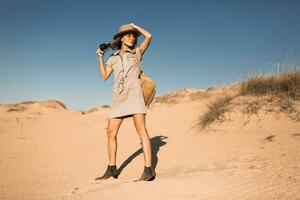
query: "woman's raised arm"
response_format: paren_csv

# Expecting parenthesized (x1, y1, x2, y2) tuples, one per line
(130, 23, 152, 55)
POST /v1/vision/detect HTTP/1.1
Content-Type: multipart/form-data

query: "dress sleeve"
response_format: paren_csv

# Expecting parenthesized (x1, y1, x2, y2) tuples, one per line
(105, 56, 113, 68)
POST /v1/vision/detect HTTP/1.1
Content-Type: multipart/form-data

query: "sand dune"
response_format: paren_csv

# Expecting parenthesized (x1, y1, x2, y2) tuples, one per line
(0, 83, 299, 199)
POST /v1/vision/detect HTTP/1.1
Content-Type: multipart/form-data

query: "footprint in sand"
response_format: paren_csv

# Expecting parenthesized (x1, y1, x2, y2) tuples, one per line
(69, 179, 128, 196)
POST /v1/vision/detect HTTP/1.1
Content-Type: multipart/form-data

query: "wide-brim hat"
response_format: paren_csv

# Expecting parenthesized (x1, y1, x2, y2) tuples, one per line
(113, 23, 142, 40)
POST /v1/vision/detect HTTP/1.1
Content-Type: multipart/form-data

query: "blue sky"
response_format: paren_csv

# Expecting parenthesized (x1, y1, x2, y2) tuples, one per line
(1, 0, 300, 111)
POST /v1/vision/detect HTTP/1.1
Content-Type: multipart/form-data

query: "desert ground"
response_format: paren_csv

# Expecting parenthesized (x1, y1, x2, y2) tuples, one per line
(0, 73, 299, 200)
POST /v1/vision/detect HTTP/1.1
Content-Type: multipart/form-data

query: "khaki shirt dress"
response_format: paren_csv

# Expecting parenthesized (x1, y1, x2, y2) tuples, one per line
(106, 47, 147, 119)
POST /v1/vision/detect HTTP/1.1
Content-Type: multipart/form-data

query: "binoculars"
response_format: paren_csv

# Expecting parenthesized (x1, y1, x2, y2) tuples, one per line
(99, 42, 111, 51)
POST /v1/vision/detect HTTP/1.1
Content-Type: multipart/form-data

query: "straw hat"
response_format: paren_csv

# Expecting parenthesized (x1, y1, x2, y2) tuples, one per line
(113, 23, 141, 40)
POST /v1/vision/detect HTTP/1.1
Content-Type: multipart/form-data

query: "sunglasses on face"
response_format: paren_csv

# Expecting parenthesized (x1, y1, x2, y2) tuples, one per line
(125, 32, 137, 38)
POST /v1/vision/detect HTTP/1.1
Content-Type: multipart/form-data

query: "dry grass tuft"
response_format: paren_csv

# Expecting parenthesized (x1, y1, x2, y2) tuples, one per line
(44, 100, 67, 109)
(239, 71, 300, 100)
(153, 96, 178, 104)
(189, 91, 211, 101)
(238, 71, 300, 119)
(101, 104, 110, 108)
(153, 89, 191, 104)
(241, 99, 262, 115)
(197, 71, 300, 130)
(19, 101, 38, 105)
(154, 88, 210, 104)
(153, 92, 181, 104)
(206, 87, 215, 91)
(84, 105, 111, 114)
(7, 105, 27, 112)
(5, 99, 67, 112)
(199, 95, 234, 127)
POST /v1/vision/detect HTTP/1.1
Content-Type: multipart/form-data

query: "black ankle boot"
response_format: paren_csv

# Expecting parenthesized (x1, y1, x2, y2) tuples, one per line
(95, 165, 119, 180)
(134, 166, 156, 182)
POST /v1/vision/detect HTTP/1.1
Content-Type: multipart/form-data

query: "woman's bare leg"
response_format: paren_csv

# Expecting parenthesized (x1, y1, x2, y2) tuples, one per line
(133, 114, 152, 167)
(95, 117, 124, 180)
(106, 117, 124, 165)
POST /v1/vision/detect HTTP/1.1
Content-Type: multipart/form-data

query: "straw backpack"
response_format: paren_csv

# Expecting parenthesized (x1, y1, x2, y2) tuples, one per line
(135, 49, 156, 108)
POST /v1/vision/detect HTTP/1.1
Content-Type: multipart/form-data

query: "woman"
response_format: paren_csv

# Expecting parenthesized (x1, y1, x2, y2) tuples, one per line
(95, 23, 156, 182)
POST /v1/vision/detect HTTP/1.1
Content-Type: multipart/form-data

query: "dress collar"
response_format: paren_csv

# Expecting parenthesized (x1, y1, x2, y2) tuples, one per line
(113, 48, 137, 56)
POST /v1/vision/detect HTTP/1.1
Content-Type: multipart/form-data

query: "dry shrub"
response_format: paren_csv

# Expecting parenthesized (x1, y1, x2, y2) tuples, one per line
(84, 105, 111, 114)
(154, 89, 206, 104)
(44, 100, 67, 109)
(239, 71, 300, 100)
(7, 105, 26, 112)
(101, 104, 110, 108)
(276, 93, 295, 113)
(153, 92, 182, 104)
(19, 101, 38, 105)
(53, 101, 67, 109)
(189, 91, 211, 101)
(241, 99, 262, 115)
(239, 71, 300, 117)
(206, 87, 215, 91)
(5, 100, 67, 112)
(196, 71, 300, 130)
(199, 95, 234, 127)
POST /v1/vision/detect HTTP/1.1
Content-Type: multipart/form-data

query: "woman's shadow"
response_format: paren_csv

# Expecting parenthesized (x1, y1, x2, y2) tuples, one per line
(117, 135, 168, 175)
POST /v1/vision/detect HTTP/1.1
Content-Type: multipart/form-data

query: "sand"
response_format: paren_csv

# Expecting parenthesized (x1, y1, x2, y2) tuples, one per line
(0, 87, 299, 200)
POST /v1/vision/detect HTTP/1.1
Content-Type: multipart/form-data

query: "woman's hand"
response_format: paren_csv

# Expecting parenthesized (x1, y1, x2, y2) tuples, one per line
(130, 23, 142, 36)
(129, 23, 137, 30)
(96, 48, 105, 57)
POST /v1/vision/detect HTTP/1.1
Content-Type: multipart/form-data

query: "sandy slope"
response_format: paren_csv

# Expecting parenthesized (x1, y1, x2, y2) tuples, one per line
(0, 88, 299, 200)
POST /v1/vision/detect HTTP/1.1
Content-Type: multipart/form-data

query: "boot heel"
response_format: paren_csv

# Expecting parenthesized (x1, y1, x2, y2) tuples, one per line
(134, 166, 156, 182)
(95, 165, 119, 180)
(112, 171, 119, 179)
(112, 174, 119, 179)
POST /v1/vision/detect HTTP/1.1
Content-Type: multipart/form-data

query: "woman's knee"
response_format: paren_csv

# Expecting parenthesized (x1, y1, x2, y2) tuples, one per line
(135, 126, 148, 137)
(106, 128, 118, 138)
(106, 118, 123, 138)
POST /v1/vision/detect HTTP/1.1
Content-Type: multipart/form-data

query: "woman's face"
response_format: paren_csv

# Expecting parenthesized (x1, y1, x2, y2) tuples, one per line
(121, 32, 137, 47)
